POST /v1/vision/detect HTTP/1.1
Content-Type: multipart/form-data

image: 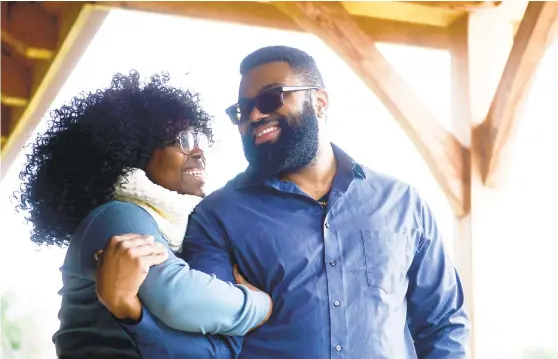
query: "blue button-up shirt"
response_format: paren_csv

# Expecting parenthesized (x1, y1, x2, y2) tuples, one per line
(131, 144, 470, 359)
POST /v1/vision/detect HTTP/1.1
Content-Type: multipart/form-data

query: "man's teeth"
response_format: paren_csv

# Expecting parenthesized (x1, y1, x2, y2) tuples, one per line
(185, 170, 204, 176)
(255, 126, 278, 138)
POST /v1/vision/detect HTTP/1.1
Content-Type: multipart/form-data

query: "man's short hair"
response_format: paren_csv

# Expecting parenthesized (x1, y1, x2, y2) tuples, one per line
(239, 46, 325, 88)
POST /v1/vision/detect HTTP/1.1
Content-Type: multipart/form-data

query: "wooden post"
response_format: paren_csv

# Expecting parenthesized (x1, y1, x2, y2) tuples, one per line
(449, 8, 515, 359)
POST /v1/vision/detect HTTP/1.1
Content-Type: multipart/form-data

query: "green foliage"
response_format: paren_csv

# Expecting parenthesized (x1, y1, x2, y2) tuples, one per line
(1, 291, 23, 354)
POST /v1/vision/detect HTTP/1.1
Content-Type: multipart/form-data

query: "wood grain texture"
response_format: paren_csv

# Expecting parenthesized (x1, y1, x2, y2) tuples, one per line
(480, 1, 558, 186)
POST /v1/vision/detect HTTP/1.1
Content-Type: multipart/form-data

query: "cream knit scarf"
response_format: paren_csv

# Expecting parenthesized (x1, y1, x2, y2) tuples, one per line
(113, 168, 201, 252)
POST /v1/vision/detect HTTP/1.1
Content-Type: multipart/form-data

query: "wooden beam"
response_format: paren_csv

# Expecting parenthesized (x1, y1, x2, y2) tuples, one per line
(39, 2, 68, 17)
(356, 17, 450, 49)
(1, 2, 57, 60)
(1, 53, 30, 107)
(274, 1, 469, 217)
(1, 30, 55, 60)
(450, 10, 515, 359)
(479, 1, 558, 187)
(342, 1, 463, 27)
(1, 105, 13, 138)
(1, 4, 108, 179)
(448, 15, 475, 356)
(95, 1, 450, 49)
(409, 1, 502, 11)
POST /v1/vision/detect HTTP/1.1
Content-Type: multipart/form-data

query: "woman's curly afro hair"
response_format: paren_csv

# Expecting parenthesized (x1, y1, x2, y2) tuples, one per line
(17, 70, 214, 248)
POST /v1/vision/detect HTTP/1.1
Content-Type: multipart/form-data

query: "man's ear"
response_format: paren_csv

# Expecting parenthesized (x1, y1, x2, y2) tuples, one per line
(314, 89, 329, 119)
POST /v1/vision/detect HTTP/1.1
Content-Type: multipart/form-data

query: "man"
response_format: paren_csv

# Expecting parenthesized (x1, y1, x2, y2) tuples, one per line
(99, 45, 470, 359)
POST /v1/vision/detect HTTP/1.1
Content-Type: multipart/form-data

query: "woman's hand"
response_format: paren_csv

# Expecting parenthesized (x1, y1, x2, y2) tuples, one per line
(95, 233, 168, 321)
(233, 265, 273, 330)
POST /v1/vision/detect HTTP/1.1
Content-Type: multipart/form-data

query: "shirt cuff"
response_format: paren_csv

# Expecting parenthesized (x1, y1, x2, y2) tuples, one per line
(120, 306, 161, 337)
(118, 310, 143, 326)
(120, 306, 172, 358)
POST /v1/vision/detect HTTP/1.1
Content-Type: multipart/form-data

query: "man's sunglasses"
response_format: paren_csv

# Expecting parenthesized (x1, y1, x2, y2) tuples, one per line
(225, 85, 319, 125)
(176, 130, 209, 155)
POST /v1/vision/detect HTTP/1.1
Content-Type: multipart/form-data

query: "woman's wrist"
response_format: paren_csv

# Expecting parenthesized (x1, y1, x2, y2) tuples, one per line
(110, 295, 142, 322)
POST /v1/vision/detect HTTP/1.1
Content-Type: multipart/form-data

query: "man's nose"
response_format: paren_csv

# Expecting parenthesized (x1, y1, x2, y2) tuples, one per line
(248, 106, 269, 124)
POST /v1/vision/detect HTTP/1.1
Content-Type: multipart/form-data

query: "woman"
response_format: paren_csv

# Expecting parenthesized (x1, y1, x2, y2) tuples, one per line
(17, 71, 271, 359)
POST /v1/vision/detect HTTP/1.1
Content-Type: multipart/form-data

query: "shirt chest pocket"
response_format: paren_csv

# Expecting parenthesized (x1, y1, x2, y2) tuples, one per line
(361, 229, 412, 294)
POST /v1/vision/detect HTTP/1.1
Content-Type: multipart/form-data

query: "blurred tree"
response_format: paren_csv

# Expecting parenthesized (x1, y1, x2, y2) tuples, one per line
(1, 291, 23, 357)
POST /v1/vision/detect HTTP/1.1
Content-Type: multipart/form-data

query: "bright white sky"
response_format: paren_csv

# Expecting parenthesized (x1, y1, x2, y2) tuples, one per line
(1, 9, 557, 359)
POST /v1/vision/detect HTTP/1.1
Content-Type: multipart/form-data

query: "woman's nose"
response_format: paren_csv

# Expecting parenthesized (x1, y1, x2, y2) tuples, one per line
(189, 146, 204, 159)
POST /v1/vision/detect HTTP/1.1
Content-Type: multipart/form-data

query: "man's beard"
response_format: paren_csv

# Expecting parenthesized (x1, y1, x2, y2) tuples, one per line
(241, 100, 320, 179)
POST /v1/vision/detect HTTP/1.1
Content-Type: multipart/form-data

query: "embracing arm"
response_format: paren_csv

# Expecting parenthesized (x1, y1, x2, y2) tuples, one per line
(137, 222, 269, 336)
(109, 200, 257, 358)
(406, 193, 471, 358)
(177, 203, 255, 356)
(81, 201, 270, 336)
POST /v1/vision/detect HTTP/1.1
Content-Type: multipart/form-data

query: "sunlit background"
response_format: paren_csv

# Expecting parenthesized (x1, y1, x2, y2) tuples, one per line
(1, 8, 557, 359)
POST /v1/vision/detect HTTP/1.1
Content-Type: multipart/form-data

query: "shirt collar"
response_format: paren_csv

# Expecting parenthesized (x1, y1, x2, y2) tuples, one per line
(236, 143, 366, 189)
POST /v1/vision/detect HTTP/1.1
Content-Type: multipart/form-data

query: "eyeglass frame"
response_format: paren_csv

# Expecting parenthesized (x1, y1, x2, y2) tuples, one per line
(225, 85, 319, 125)
(175, 129, 209, 155)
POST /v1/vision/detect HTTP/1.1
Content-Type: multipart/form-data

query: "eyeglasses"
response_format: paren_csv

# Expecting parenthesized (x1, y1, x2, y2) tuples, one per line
(225, 85, 319, 125)
(176, 130, 209, 155)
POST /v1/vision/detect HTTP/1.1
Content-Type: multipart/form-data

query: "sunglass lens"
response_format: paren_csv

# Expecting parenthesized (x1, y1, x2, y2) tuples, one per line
(226, 105, 241, 124)
(257, 90, 283, 114)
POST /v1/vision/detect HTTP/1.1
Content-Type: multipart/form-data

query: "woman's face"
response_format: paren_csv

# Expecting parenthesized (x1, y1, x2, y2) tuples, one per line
(145, 132, 207, 198)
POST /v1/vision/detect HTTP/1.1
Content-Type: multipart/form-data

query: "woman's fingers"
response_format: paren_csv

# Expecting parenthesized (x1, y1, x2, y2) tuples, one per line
(142, 248, 168, 267)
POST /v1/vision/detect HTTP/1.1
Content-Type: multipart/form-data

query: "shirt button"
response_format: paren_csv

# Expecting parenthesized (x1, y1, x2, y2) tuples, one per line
(324, 222, 330, 228)
(335, 345, 342, 352)
(334, 300, 340, 307)
(329, 260, 337, 266)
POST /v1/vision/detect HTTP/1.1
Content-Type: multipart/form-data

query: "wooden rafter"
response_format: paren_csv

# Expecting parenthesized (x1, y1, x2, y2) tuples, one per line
(1, 52, 30, 107)
(274, 1, 469, 217)
(1, 2, 57, 60)
(1, 105, 12, 141)
(341, 2, 463, 27)
(97, 1, 451, 49)
(408, 1, 502, 11)
(479, 1, 558, 186)
(1, 4, 108, 179)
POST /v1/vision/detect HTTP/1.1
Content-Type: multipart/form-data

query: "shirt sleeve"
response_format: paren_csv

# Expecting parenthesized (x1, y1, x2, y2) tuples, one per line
(178, 202, 249, 356)
(406, 191, 471, 358)
(77, 201, 270, 336)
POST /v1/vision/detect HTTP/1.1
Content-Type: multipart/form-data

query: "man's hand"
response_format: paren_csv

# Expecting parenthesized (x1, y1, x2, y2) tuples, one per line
(96, 233, 168, 321)
(233, 265, 273, 329)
